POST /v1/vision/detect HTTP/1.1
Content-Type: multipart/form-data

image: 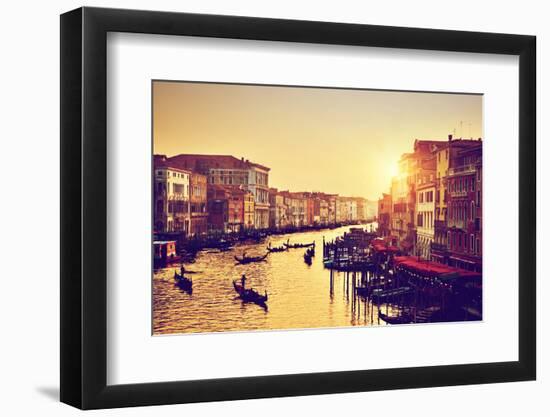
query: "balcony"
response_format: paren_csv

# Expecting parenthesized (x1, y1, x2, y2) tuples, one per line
(431, 242, 448, 252)
(448, 164, 477, 177)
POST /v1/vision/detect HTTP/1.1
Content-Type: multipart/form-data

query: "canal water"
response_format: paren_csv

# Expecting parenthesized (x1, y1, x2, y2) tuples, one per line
(153, 224, 389, 335)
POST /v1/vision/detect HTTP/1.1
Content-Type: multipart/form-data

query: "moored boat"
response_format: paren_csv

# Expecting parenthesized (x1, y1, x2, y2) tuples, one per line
(378, 310, 413, 325)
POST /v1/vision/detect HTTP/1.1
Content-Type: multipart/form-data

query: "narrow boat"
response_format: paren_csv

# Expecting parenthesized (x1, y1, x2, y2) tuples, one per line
(234, 252, 269, 264)
(284, 240, 315, 249)
(371, 286, 412, 303)
(174, 271, 193, 292)
(267, 244, 287, 253)
(232, 280, 268, 305)
(378, 310, 413, 325)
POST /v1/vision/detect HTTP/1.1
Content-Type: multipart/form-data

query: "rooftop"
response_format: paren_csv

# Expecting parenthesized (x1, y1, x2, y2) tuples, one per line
(166, 154, 270, 172)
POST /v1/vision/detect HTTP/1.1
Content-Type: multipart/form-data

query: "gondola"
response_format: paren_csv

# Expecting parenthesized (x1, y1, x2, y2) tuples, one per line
(234, 252, 269, 264)
(174, 271, 193, 292)
(232, 280, 268, 305)
(267, 244, 287, 253)
(284, 240, 315, 249)
(378, 310, 413, 325)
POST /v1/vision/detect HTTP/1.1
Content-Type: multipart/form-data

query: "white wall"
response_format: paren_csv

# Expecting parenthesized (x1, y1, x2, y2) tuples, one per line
(0, 0, 546, 415)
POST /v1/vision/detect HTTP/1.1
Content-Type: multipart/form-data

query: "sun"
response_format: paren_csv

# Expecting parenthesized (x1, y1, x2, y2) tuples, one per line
(389, 161, 400, 179)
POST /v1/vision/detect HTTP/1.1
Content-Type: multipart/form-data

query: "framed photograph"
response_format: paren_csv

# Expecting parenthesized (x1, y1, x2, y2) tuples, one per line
(60, 6, 536, 409)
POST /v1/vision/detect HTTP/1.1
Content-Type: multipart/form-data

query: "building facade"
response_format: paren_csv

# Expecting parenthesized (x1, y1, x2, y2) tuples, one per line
(153, 158, 191, 234)
(377, 193, 392, 237)
(431, 136, 483, 266)
(446, 143, 482, 271)
(189, 172, 208, 235)
(165, 154, 271, 230)
(206, 185, 255, 233)
(416, 180, 436, 259)
(269, 188, 289, 229)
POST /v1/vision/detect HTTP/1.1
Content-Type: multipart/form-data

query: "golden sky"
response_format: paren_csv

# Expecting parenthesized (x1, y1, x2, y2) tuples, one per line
(153, 81, 482, 200)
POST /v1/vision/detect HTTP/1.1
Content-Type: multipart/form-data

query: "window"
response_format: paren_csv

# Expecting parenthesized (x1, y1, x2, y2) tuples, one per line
(476, 190, 481, 207)
(476, 238, 480, 255)
(471, 201, 475, 220)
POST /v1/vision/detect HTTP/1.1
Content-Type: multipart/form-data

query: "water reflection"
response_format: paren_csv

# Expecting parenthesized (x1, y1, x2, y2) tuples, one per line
(153, 225, 390, 335)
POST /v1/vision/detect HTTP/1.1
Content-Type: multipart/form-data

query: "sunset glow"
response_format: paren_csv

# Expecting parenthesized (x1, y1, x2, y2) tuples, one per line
(153, 81, 482, 199)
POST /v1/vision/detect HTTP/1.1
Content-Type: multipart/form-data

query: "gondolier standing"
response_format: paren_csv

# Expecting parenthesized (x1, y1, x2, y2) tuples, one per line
(241, 274, 247, 289)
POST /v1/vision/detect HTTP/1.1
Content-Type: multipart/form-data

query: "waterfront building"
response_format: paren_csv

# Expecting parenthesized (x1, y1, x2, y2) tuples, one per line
(189, 172, 208, 236)
(350, 197, 369, 221)
(280, 191, 306, 227)
(309, 192, 336, 225)
(377, 193, 392, 237)
(292, 192, 316, 226)
(207, 184, 254, 233)
(446, 142, 482, 272)
(243, 190, 255, 230)
(326, 194, 338, 224)
(153, 156, 191, 234)
(269, 188, 289, 229)
(165, 154, 271, 230)
(335, 197, 355, 223)
(306, 195, 315, 226)
(349, 199, 358, 222)
(432, 139, 451, 262)
(318, 198, 329, 225)
(416, 173, 436, 259)
(390, 153, 415, 252)
(431, 135, 483, 264)
(365, 199, 378, 221)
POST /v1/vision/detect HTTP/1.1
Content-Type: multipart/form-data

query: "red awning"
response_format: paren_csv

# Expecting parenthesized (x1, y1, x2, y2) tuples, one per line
(393, 256, 480, 279)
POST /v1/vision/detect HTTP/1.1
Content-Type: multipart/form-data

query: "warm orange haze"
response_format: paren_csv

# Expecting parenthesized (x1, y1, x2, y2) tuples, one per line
(153, 81, 482, 200)
(152, 81, 483, 335)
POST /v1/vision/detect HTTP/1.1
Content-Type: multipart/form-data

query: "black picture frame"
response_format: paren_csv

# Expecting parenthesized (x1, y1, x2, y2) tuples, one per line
(60, 6, 536, 410)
